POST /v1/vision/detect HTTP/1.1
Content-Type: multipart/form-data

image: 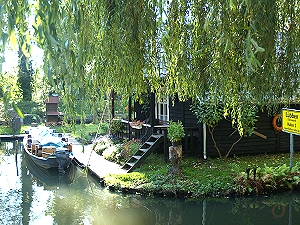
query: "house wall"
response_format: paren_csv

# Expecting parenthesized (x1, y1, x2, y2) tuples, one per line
(46, 115, 59, 122)
(205, 111, 300, 158)
(136, 94, 300, 158)
(170, 99, 300, 158)
(169, 99, 199, 127)
(169, 98, 202, 155)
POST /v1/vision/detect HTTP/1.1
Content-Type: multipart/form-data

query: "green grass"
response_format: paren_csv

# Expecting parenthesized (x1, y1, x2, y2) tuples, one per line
(0, 124, 31, 134)
(48, 123, 108, 143)
(104, 152, 300, 198)
(0, 125, 14, 134)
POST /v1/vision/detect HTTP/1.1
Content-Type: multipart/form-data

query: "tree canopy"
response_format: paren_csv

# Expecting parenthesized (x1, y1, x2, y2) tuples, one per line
(0, 0, 299, 128)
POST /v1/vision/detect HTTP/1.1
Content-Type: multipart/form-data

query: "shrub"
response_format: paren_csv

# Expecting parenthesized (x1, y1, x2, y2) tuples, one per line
(23, 114, 42, 125)
(17, 101, 44, 118)
(97, 137, 143, 165)
(167, 120, 185, 143)
(234, 162, 300, 195)
(110, 119, 123, 134)
(99, 123, 109, 134)
(119, 139, 142, 161)
(103, 145, 121, 162)
(92, 135, 112, 155)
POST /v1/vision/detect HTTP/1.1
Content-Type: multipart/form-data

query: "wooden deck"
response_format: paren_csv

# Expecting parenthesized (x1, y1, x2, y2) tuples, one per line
(0, 134, 26, 142)
(68, 137, 127, 178)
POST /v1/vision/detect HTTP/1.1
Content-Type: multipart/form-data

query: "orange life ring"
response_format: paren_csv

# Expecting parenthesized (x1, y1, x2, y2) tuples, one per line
(271, 204, 285, 219)
(272, 114, 282, 132)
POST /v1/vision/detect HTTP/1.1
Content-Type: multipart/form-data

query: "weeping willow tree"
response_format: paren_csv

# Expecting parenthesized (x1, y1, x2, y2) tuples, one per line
(0, 0, 299, 133)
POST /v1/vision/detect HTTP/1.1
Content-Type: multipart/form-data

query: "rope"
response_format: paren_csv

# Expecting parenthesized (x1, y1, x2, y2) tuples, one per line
(95, 99, 109, 140)
(87, 99, 109, 166)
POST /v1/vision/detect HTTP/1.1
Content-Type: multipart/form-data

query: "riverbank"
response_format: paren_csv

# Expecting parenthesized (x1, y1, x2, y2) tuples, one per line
(100, 152, 300, 199)
(27, 129, 300, 199)
(3, 125, 300, 199)
(52, 125, 300, 199)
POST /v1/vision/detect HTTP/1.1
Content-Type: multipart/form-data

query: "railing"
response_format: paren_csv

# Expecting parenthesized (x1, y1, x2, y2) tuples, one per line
(182, 127, 200, 154)
(113, 120, 152, 142)
(114, 120, 200, 154)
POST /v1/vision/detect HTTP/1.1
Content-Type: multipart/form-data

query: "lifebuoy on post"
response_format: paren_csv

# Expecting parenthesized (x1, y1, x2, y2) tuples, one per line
(271, 204, 286, 219)
(272, 114, 282, 132)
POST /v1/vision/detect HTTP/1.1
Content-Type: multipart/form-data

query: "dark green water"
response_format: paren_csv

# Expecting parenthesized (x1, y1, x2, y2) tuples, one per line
(1, 141, 300, 225)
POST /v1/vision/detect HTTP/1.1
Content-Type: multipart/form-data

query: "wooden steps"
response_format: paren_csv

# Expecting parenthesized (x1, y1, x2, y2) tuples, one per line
(122, 134, 163, 172)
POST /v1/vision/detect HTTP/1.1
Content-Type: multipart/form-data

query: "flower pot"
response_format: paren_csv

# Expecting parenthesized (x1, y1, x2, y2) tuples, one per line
(169, 145, 183, 174)
(169, 145, 182, 164)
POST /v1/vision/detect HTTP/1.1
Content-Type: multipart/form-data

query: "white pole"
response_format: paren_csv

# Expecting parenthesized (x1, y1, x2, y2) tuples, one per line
(290, 133, 293, 171)
(203, 123, 207, 160)
(202, 199, 206, 225)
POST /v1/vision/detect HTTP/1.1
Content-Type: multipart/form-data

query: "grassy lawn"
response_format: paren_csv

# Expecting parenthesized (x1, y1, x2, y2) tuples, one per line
(52, 123, 108, 143)
(104, 151, 300, 199)
(3, 123, 108, 143)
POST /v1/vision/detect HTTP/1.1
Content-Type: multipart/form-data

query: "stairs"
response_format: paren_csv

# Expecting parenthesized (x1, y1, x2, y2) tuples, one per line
(122, 134, 164, 172)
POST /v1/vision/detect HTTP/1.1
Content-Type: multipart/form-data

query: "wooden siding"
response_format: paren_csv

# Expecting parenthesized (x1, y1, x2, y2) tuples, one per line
(169, 99, 198, 127)
(46, 103, 58, 112)
(135, 94, 300, 158)
(170, 100, 300, 158)
(169, 98, 202, 154)
(45, 95, 59, 103)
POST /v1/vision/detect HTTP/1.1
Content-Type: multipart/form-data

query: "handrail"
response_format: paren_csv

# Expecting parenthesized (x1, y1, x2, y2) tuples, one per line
(117, 119, 199, 152)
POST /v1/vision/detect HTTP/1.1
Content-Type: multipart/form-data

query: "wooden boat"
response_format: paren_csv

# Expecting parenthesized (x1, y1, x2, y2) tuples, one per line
(23, 126, 73, 173)
(23, 152, 76, 189)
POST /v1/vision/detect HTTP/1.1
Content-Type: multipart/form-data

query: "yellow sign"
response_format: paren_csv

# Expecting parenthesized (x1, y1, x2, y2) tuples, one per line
(282, 108, 300, 135)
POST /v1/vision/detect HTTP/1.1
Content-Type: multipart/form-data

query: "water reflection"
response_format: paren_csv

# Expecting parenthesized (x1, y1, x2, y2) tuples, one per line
(1, 141, 300, 225)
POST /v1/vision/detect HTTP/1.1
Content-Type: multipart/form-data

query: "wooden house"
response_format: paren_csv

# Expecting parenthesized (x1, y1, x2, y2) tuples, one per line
(116, 94, 300, 172)
(45, 94, 63, 126)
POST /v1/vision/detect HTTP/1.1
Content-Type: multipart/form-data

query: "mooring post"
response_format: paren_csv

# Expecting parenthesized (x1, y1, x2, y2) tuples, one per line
(290, 133, 293, 171)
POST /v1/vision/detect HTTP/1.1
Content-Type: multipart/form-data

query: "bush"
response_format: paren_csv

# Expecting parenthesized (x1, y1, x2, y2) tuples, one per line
(167, 120, 185, 143)
(23, 114, 42, 125)
(119, 139, 142, 161)
(92, 136, 112, 155)
(110, 119, 123, 134)
(17, 101, 44, 118)
(103, 145, 121, 162)
(93, 137, 143, 165)
(99, 123, 109, 134)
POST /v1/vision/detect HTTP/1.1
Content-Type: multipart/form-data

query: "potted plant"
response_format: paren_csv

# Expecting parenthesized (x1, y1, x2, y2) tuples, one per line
(167, 120, 185, 174)
(129, 120, 145, 129)
(167, 120, 185, 146)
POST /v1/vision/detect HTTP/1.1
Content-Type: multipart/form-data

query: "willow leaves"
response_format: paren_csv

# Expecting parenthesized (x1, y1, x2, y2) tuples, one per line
(0, 0, 299, 124)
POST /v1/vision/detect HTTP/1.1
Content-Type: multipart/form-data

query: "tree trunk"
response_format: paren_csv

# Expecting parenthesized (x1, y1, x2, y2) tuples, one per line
(169, 145, 183, 174)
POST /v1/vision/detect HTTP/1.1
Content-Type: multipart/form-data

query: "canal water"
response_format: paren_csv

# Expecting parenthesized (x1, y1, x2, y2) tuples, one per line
(1, 141, 300, 225)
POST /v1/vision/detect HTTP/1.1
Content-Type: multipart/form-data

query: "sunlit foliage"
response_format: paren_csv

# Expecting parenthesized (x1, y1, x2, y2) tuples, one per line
(0, 0, 299, 130)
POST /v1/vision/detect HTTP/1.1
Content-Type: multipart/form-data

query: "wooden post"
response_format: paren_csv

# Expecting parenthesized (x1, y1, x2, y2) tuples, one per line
(150, 92, 155, 132)
(110, 90, 115, 119)
(164, 129, 168, 162)
(128, 97, 132, 139)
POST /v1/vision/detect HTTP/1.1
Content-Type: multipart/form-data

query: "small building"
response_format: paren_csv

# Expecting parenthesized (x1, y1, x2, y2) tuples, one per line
(45, 94, 63, 126)
(118, 93, 300, 158)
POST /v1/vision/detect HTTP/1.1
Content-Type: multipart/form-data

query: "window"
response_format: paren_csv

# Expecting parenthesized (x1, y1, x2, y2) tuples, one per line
(155, 95, 169, 123)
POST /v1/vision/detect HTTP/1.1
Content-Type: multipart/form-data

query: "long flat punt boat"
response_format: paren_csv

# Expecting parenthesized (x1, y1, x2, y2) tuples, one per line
(23, 126, 73, 172)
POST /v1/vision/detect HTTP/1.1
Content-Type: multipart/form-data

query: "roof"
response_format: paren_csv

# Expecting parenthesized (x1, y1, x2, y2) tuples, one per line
(45, 95, 59, 104)
(46, 112, 64, 115)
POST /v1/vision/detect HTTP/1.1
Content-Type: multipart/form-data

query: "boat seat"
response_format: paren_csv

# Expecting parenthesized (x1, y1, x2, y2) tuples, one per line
(42, 152, 53, 158)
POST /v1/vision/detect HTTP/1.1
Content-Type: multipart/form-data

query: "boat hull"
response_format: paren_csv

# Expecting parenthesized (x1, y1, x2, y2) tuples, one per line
(23, 145, 73, 170)
(22, 126, 73, 171)
(23, 153, 76, 186)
